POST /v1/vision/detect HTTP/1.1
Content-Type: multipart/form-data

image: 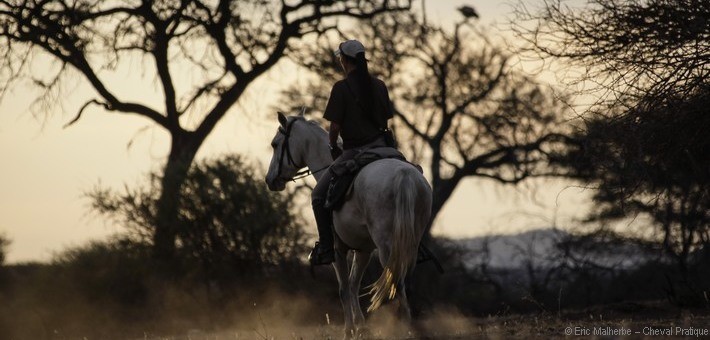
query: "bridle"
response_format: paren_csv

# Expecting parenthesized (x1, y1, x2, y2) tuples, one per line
(275, 118, 329, 182)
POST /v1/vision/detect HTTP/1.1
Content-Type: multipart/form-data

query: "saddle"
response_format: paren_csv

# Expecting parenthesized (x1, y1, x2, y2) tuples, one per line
(324, 147, 422, 210)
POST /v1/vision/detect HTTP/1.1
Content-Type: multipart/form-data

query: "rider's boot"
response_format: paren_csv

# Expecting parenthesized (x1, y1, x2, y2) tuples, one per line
(309, 199, 335, 265)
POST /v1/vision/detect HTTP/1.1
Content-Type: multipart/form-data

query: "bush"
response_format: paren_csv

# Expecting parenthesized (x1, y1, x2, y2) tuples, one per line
(52, 238, 153, 306)
(88, 154, 309, 283)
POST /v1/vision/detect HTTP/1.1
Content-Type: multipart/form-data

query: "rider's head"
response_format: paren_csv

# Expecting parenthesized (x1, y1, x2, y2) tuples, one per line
(334, 39, 375, 118)
(335, 40, 366, 74)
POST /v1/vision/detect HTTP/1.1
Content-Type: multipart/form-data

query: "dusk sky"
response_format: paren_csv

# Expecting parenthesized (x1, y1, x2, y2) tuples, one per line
(0, 1, 590, 263)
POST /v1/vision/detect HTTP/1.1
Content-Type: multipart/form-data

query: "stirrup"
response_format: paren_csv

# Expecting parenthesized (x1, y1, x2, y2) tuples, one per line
(308, 242, 335, 265)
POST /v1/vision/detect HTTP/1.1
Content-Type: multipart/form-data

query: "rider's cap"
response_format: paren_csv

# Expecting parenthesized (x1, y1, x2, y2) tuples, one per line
(334, 40, 365, 58)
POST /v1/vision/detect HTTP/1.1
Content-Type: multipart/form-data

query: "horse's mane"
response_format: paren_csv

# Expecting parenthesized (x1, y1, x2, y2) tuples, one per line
(289, 115, 327, 135)
(306, 119, 326, 131)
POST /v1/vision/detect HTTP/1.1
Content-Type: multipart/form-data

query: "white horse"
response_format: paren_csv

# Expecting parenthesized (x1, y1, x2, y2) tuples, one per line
(265, 112, 432, 337)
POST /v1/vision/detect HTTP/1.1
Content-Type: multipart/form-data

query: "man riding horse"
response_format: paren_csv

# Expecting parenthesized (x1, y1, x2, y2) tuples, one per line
(309, 39, 396, 265)
(265, 40, 432, 337)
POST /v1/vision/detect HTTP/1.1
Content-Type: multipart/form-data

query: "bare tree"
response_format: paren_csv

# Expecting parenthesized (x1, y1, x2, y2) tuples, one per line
(281, 10, 573, 228)
(0, 0, 412, 261)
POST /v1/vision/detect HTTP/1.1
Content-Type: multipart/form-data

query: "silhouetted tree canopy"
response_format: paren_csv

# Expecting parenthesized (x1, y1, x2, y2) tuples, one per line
(514, 0, 710, 107)
(88, 154, 308, 281)
(281, 10, 574, 226)
(567, 88, 710, 274)
(0, 0, 413, 262)
(514, 0, 710, 276)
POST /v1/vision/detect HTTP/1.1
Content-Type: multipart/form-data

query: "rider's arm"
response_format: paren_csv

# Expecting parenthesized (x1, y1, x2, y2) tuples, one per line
(329, 122, 341, 147)
(324, 82, 344, 147)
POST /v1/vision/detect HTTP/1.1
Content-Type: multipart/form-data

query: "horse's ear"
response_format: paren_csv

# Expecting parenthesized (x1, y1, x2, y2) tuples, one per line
(277, 111, 288, 127)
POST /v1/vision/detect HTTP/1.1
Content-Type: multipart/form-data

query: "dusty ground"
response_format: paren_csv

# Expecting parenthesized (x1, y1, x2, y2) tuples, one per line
(143, 301, 710, 339)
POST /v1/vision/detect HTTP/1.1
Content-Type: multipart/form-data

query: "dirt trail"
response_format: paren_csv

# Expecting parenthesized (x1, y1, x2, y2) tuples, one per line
(142, 302, 710, 339)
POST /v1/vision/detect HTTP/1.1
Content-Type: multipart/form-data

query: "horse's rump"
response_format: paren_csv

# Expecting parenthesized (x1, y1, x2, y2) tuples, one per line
(333, 159, 432, 310)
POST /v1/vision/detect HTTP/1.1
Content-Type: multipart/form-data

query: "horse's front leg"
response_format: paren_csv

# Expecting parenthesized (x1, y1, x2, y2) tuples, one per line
(332, 248, 355, 338)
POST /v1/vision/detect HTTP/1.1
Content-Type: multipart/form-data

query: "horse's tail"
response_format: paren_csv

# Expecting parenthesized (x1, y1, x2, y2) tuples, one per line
(368, 168, 421, 312)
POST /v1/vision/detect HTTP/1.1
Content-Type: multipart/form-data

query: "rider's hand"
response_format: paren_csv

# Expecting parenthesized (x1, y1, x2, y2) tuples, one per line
(329, 144, 343, 160)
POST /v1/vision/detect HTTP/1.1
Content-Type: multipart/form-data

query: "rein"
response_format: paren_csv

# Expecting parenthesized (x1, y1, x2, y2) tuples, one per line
(276, 118, 330, 182)
(291, 165, 329, 181)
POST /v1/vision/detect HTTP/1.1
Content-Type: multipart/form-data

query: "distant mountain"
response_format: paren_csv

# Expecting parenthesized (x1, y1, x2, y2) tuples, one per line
(451, 228, 659, 270)
(453, 228, 566, 269)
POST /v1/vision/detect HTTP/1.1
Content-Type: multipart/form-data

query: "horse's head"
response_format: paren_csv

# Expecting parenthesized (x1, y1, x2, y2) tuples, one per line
(265, 111, 309, 191)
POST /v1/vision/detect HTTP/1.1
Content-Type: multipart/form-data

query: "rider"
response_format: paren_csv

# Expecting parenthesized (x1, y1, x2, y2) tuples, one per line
(308, 39, 395, 265)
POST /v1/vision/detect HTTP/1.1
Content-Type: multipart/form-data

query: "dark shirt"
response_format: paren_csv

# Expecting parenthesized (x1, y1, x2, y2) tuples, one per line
(323, 72, 394, 149)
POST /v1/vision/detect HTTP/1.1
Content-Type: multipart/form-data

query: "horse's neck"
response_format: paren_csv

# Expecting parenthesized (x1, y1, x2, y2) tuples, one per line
(302, 125, 332, 182)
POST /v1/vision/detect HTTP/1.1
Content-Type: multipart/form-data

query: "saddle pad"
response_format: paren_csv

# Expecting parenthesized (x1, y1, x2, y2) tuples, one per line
(324, 147, 416, 210)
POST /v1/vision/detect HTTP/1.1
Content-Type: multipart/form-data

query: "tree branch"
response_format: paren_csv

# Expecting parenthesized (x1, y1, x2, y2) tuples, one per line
(63, 99, 108, 129)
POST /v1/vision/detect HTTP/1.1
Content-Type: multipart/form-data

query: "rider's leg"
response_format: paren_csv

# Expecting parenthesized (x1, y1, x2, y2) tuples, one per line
(312, 197, 334, 247)
(309, 170, 335, 265)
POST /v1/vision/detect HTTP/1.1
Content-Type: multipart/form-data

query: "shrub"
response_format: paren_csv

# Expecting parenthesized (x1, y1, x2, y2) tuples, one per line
(88, 154, 309, 282)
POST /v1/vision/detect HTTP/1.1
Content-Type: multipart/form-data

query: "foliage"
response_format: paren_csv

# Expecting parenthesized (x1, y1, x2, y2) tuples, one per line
(52, 238, 153, 306)
(567, 88, 710, 274)
(88, 154, 309, 282)
(280, 8, 574, 225)
(515, 0, 710, 277)
(513, 0, 710, 106)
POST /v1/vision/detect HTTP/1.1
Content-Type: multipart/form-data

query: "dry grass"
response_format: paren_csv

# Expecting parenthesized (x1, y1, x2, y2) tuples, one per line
(134, 301, 710, 340)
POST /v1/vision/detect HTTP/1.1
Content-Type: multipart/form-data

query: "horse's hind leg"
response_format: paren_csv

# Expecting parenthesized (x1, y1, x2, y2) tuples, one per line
(348, 250, 372, 333)
(396, 279, 412, 322)
(374, 242, 413, 321)
(333, 249, 355, 338)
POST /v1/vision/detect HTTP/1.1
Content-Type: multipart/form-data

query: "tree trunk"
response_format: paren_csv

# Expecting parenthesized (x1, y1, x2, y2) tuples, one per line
(428, 177, 460, 234)
(152, 131, 200, 264)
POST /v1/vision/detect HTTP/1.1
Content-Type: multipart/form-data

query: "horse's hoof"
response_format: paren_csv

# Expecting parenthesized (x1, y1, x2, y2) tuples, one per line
(342, 327, 372, 340)
(356, 327, 372, 339)
(343, 327, 356, 340)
